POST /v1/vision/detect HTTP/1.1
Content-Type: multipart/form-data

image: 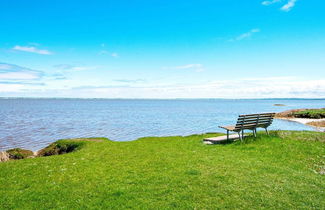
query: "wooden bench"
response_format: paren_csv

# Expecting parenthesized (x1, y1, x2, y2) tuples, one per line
(219, 113, 275, 141)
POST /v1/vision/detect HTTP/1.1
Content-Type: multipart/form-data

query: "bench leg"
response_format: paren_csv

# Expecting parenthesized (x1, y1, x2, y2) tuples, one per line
(265, 127, 269, 135)
(242, 130, 244, 139)
(238, 132, 243, 142)
(227, 130, 229, 140)
(253, 129, 257, 137)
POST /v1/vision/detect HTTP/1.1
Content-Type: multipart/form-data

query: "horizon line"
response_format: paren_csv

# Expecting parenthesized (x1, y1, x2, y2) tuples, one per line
(1, 97, 325, 100)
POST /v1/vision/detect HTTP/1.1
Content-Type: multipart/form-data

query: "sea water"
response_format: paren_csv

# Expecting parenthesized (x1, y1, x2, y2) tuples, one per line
(0, 98, 324, 151)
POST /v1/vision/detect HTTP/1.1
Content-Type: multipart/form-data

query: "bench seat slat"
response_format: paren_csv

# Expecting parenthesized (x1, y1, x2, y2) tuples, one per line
(235, 123, 271, 129)
(236, 125, 271, 130)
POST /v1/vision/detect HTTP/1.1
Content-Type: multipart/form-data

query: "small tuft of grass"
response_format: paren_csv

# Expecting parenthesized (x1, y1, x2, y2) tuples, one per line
(6, 148, 34, 160)
(185, 169, 201, 176)
(37, 140, 85, 157)
(112, 191, 124, 197)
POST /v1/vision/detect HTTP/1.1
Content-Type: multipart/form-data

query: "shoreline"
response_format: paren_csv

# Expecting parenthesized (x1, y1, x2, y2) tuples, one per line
(277, 117, 325, 132)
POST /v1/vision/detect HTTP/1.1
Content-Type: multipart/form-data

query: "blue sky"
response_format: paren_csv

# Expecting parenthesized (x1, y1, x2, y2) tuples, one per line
(1, 0, 325, 98)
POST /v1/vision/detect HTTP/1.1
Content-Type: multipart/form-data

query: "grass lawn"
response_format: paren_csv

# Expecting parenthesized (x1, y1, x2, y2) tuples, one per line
(0, 131, 324, 209)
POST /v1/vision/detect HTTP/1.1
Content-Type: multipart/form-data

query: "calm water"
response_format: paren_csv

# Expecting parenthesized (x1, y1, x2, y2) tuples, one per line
(0, 99, 324, 151)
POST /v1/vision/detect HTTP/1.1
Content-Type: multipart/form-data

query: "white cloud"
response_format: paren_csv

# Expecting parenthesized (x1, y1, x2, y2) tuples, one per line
(230, 29, 260, 41)
(281, 0, 297, 11)
(2, 77, 325, 98)
(71, 66, 97, 71)
(53, 64, 97, 71)
(114, 79, 146, 83)
(174, 64, 202, 69)
(0, 63, 43, 81)
(0, 84, 25, 92)
(262, 0, 282, 6)
(99, 50, 109, 55)
(49, 77, 325, 98)
(12, 45, 52, 55)
(111, 52, 119, 58)
(164, 64, 204, 72)
(0, 72, 40, 80)
(99, 50, 119, 57)
(0, 64, 12, 70)
(262, 0, 297, 11)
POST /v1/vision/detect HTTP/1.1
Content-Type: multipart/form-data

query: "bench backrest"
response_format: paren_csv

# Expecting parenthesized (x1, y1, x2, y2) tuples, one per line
(235, 113, 275, 131)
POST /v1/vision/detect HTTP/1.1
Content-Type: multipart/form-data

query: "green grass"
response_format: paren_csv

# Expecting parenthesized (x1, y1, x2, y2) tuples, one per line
(37, 140, 85, 157)
(0, 131, 324, 209)
(6, 148, 33, 160)
(294, 108, 325, 119)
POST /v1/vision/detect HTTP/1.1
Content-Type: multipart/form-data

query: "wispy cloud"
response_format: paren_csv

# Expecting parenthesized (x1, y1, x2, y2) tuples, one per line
(174, 64, 202, 69)
(0, 64, 12, 70)
(32, 77, 325, 98)
(163, 64, 204, 72)
(281, 0, 297, 11)
(0, 81, 45, 86)
(12, 45, 52, 55)
(72, 85, 130, 90)
(53, 64, 97, 71)
(2, 76, 325, 98)
(114, 79, 146, 83)
(262, 0, 297, 11)
(99, 50, 108, 55)
(48, 73, 67, 80)
(230, 29, 260, 41)
(111, 52, 119, 58)
(98, 44, 119, 57)
(99, 50, 119, 57)
(262, 0, 281, 6)
(0, 62, 43, 80)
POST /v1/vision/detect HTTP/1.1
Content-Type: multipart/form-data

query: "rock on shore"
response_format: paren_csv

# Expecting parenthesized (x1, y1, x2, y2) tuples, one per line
(0, 151, 9, 162)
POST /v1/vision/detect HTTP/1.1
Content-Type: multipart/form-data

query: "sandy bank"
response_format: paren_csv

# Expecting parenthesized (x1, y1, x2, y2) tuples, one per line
(277, 117, 325, 132)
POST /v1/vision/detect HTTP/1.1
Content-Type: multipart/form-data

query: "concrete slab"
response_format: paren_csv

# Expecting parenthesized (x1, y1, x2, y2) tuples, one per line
(203, 134, 248, 144)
